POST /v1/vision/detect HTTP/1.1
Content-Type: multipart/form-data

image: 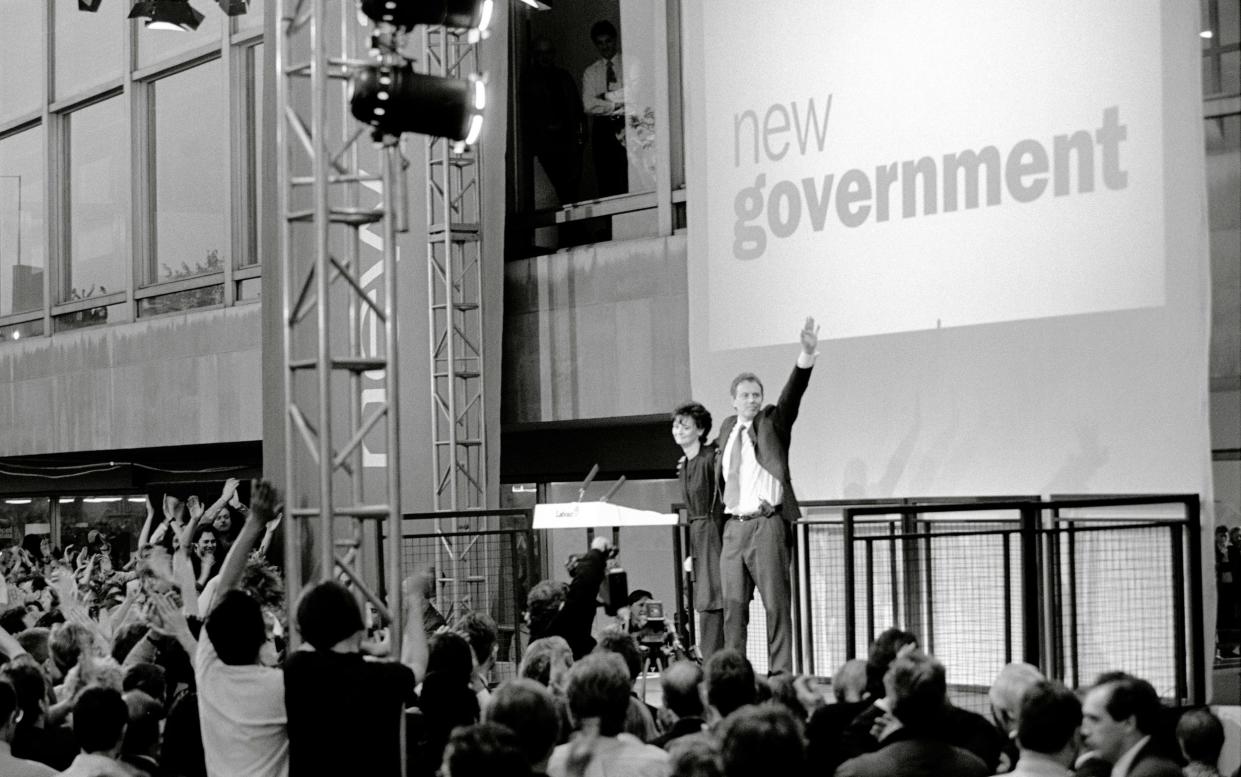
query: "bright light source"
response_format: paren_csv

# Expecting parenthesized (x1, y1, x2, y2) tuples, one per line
(473, 78, 486, 110)
(1200, 29, 1214, 39)
(127, 497, 147, 503)
(84, 496, 122, 503)
(10, 331, 19, 341)
(59, 497, 78, 503)
(359, 0, 492, 32)
(4, 498, 32, 505)
(518, 0, 552, 9)
(129, 0, 205, 31)
(464, 113, 484, 145)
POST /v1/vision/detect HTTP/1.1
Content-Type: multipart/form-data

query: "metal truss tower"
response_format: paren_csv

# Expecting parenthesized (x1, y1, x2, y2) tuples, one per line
(424, 27, 492, 617)
(275, 0, 406, 650)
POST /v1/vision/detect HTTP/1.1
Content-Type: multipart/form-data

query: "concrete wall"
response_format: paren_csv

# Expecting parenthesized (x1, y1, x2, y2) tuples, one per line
(0, 304, 261, 456)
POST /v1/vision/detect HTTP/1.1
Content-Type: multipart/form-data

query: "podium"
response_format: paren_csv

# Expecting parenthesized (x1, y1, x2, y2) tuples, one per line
(532, 501, 677, 530)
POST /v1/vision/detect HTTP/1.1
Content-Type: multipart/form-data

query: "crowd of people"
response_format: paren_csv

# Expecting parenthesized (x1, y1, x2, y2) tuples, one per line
(1216, 524, 1241, 658)
(0, 478, 1235, 777)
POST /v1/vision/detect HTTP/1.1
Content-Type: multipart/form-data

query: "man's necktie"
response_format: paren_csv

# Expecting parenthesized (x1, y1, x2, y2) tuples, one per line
(723, 424, 744, 511)
(606, 60, 617, 90)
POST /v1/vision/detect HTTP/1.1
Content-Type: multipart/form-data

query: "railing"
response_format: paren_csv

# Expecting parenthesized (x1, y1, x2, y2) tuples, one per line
(790, 494, 1203, 705)
(383, 508, 538, 682)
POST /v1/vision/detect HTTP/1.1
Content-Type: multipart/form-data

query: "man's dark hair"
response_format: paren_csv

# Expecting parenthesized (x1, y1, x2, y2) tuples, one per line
(662, 661, 705, 719)
(427, 631, 476, 685)
(111, 622, 151, 664)
(1, 658, 47, 724)
(121, 690, 164, 759)
(1176, 708, 1225, 765)
(729, 372, 764, 399)
(484, 678, 561, 766)
(73, 686, 128, 754)
(455, 611, 498, 668)
(0, 679, 17, 725)
(205, 589, 266, 665)
(590, 19, 617, 40)
(15, 627, 50, 665)
(295, 580, 364, 651)
(526, 580, 567, 636)
(122, 662, 167, 705)
(1016, 680, 1081, 755)
(443, 722, 531, 777)
(669, 733, 724, 777)
(673, 402, 713, 443)
(866, 627, 918, 699)
(1098, 675, 1163, 736)
(564, 652, 632, 737)
(719, 704, 805, 777)
(885, 650, 947, 730)
(0, 606, 27, 635)
(594, 627, 642, 683)
(705, 649, 756, 718)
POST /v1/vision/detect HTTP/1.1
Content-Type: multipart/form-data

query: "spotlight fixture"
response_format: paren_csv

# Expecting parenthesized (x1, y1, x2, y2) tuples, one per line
(79, 0, 105, 11)
(350, 62, 485, 144)
(217, 0, 248, 14)
(128, 0, 205, 31)
(359, 0, 494, 33)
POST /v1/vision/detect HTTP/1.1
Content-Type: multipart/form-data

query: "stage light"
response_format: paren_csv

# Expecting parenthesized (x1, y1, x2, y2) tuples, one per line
(217, 0, 248, 15)
(79, 0, 105, 11)
(129, 0, 205, 31)
(359, 0, 494, 33)
(350, 62, 484, 143)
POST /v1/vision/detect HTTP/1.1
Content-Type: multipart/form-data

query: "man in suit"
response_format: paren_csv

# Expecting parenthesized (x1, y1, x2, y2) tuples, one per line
(1079, 675, 1181, 777)
(716, 316, 818, 676)
(836, 650, 989, 777)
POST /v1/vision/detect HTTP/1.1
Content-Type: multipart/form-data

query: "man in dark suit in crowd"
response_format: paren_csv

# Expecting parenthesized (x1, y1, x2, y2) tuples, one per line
(1079, 675, 1181, 777)
(716, 317, 817, 676)
(835, 650, 989, 777)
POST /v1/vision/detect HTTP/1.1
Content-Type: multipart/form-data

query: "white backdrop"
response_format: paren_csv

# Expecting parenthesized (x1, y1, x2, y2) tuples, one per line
(683, 0, 1213, 503)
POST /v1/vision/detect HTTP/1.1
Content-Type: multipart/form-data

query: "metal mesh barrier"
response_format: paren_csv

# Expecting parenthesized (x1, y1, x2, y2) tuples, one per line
(390, 518, 537, 675)
(1055, 521, 1179, 697)
(797, 496, 1203, 705)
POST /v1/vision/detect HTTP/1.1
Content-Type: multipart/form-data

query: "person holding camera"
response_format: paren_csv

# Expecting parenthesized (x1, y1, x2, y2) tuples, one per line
(526, 536, 613, 660)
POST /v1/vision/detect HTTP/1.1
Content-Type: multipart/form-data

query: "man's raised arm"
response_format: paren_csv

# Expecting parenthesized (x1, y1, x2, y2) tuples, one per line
(776, 316, 820, 425)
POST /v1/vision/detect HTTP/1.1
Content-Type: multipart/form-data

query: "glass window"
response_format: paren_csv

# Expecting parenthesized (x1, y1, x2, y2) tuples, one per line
(54, 303, 126, 332)
(66, 97, 128, 302)
(0, 0, 44, 121)
(0, 126, 46, 316)
(521, 1, 659, 208)
(241, 43, 264, 267)
(0, 497, 51, 554)
(150, 61, 228, 283)
(139, 284, 224, 317)
(53, 0, 125, 100)
(57, 495, 146, 569)
(136, 12, 222, 70)
(0, 318, 44, 342)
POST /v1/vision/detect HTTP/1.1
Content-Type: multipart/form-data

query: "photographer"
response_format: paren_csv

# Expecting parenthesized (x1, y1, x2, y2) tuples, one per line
(526, 536, 613, 660)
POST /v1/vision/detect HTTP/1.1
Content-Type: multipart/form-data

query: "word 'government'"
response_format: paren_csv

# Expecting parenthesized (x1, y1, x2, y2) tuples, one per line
(731, 98, 1129, 260)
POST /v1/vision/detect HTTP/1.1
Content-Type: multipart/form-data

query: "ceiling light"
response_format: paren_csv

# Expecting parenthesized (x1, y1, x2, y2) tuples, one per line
(1200, 29, 1214, 39)
(129, 0, 206, 31)
(350, 62, 483, 143)
(359, 0, 492, 32)
(4, 499, 32, 505)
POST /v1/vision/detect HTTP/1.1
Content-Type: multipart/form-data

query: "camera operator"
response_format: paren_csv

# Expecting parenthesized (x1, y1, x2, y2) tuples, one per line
(526, 536, 613, 660)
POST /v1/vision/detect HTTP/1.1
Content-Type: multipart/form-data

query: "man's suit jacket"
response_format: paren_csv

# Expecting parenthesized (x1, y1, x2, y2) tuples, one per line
(715, 364, 813, 522)
(1125, 740, 1182, 777)
(835, 730, 990, 777)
